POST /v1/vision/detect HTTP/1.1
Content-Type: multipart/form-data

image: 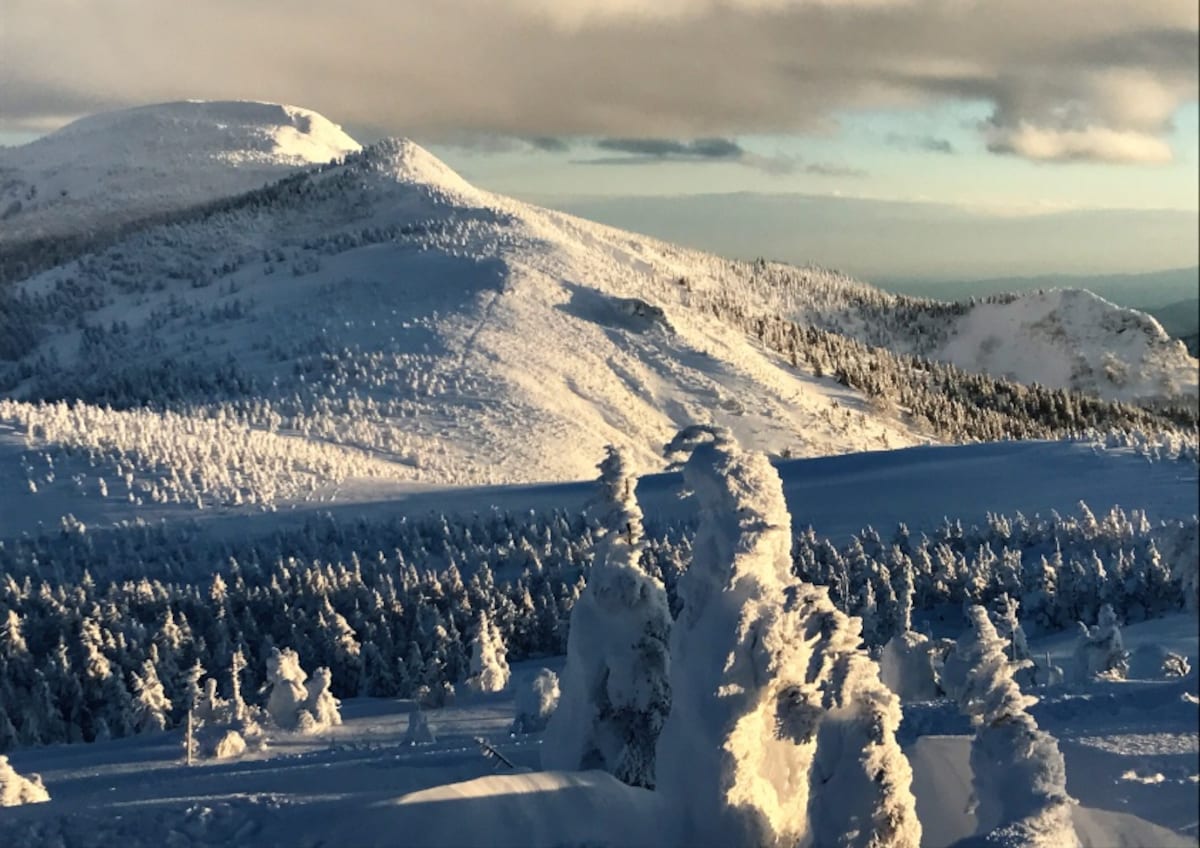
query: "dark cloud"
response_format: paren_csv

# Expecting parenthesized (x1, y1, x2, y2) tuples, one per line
(802, 162, 868, 178)
(885, 133, 956, 155)
(595, 137, 744, 159)
(2, 1, 1195, 163)
(526, 136, 572, 153)
(577, 137, 809, 174)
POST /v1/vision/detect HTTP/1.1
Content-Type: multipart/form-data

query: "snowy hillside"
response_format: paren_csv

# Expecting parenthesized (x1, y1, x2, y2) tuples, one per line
(1, 137, 925, 490)
(0, 115, 1194, 507)
(739, 262, 1198, 403)
(0, 101, 360, 246)
(936, 288, 1198, 402)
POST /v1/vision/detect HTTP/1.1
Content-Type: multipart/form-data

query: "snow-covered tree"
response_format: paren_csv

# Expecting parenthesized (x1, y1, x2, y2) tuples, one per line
(1071, 604, 1129, 683)
(995, 595, 1031, 663)
(404, 704, 436, 745)
(130, 658, 171, 733)
(511, 668, 560, 735)
(1167, 517, 1199, 613)
(464, 612, 510, 694)
(0, 755, 50, 806)
(951, 606, 1079, 847)
(302, 667, 341, 728)
(543, 446, 671, 789)
(655, 426, 920, 848)
(264, 647, 310, 731)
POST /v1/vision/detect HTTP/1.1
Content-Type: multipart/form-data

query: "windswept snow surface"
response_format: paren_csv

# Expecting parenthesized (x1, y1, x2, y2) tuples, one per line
(0, 100, 360, 244)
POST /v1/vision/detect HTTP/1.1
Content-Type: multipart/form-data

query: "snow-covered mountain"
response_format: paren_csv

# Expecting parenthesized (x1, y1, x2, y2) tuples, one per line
(731, 262, 1198, 403)
(0, 101, 360, 245)
(1, 137, 920, 491)
(0, 103, 1194, 507)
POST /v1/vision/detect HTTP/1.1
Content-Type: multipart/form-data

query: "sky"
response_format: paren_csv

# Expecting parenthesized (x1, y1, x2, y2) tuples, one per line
(2, 1, 1197, 282)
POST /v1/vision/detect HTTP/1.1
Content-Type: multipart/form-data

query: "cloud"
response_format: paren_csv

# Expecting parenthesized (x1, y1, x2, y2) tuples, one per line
(595, 137, 744, 160)
(986, 124, 1174, 164)
(527, 136, 572, 153)
(802, 162, 868, 178)
(885, 132, 955, 154)
(2, 0, 1196, 163)
(575, 137, 832, 175)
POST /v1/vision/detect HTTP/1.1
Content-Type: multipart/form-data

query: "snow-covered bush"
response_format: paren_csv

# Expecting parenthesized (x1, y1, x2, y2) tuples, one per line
(880, 631, 944, 701)
(1071, 604, 1129, 684)
(210, 729, 247, 760)
(465, 613, 510, 694)
(511, 668, 559, 735)
(952, 606, 1079, 847)
(543, 446, 671, 789)
(655, 426, 920, 848)
(0, 756, 50, 806)
(1030, 653, 1065, 688)
(1162, 652, 1191, 679)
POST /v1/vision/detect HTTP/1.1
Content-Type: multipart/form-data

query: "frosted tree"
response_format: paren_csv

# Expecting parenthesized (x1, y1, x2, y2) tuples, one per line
(404, 704, 436, 745)
(1167, 517, 1199, 613)
(130, 658, 171, 733)
(951, 606, 1079, 847)
(1071, 604, 1129, 683)
(302, 667, 342, 729)
(655, 426, 920, 848)
(543, 446, 671, 789)
(465, 612, 510, 694)
(0, 755, 50, 806)
(264, 647, 310, 731)
(228, 648, 248, 722)
(511, 668, 560, 735)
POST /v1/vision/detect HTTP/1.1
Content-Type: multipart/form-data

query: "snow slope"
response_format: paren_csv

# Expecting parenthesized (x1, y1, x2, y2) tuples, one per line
(2, 137, 920, 491)
(0, 101, 360, 244)
(1, 410, 1195, 543)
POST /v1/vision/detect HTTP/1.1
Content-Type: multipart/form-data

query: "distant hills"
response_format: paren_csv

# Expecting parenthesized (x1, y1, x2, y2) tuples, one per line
(879, 266, 1198, 312)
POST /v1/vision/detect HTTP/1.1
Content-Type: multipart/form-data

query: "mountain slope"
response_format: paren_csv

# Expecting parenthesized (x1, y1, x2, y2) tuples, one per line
(0, 100, 360, 245)
(721, 262, 1198, 402)
(0, 107, 1193, 504)
(1, 138, 919, 490)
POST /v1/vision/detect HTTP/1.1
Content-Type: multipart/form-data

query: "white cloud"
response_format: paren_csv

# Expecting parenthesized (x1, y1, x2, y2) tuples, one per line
(988, 124, 1174, 164)
(1, 0, 1196, 163)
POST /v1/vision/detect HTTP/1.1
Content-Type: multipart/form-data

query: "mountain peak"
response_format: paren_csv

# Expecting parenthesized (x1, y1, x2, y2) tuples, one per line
(40, 100, 361, 166)
(353, 137, 481, 202)
(0, 100, 361, 244)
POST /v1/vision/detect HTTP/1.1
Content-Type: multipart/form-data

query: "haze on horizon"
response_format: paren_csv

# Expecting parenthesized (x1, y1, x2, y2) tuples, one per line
(2, 0, 1197, 282)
